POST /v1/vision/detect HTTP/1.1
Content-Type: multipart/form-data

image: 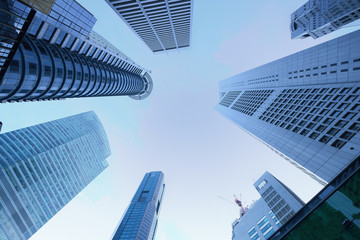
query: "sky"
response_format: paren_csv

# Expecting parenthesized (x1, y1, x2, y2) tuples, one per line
(1, 0, 360, 239)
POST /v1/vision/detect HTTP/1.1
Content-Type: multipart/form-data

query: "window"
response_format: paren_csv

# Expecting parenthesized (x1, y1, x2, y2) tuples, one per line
(261, 223, 272, 233)
(248, 227, 256, 237)
(56, 68, 63, 78)
(138, 191, 149, 202)
(257, 180, 268, 190)
(258, 217, 268, 228)
(28, 63, 37, 74)
(9, 60, 19, 72)
(219, 91, 241, 107)
(44, 66, 51, 77)
(264, 228, 275, 239)
(67, 70, 73, 79)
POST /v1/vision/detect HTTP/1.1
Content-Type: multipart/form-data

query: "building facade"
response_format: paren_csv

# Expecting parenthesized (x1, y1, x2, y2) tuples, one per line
(0, 0, 153, 102)
(232, 172, 303, 240)
(291, 0, 360, 39)
(232, 199, 280, 240)
(112, 171, 165, 240)
(254, 172, 304, 226)
(216, 29, 360, 184)
(105, 0, 193, 52)
(0, 111, 111, 240)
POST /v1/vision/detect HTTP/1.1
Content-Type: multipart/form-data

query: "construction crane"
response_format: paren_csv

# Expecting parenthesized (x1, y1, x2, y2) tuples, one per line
(234, 194, 246, 217)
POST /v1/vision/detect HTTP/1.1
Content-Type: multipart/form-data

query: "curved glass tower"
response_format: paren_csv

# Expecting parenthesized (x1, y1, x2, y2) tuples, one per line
(0, 111, 111, 240)
(0, 0, 153, 103)
(0, 36, 152, 102)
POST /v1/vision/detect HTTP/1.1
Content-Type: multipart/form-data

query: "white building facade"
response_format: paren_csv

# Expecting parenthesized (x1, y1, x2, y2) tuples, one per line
(232, 199, 280, 240)
(216, 29, 360, 184)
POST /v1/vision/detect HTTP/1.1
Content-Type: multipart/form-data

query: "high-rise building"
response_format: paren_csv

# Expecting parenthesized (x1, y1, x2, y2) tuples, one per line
(232, 172, 303, 240)
(0, 0, 153, 103)
(112, 171, 165, 240)
(254, 172, 304, 226)
(291, 0, 360, 39)
(105, 0, 193, 52)
(216, 29, 360, 184)
(0, 111, 111, 240)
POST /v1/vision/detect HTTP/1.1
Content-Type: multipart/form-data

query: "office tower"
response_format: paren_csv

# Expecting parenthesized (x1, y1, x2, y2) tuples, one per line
(0, 111, 111, 240)
(268, 155, 360, 240)
(216, 29, 360, 184)
(254, 172, 304, 226)
(0, 0, 153, 103)
(232, 172, 303, 240)
(112, 171, 165, 240)
(291, 0, 360, 39)
(105, 0, 193, 52)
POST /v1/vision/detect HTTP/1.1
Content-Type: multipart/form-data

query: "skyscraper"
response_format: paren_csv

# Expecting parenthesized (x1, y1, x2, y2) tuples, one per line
(0, 111, 111, 240)
(112, 171, 165, 240)
(0, 0, 153, 103)
(216, 29, 360, 184)
(232, 172, 303, 240)
(290, 0, 360, 39)
(105, 0, 193, 52)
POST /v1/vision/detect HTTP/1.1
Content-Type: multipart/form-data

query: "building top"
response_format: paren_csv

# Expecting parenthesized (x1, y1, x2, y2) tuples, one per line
(290, 0, 360, 39)
(105, 0, 193, 52)
(219, 29, 360, 93)
(112, 171, 165, 240)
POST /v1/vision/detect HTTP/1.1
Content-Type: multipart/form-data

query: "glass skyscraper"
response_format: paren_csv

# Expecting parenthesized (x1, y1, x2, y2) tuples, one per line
(112, 171, 165, 240)
(216, 29, 360, 184)
(0, 0, 153, 103)
(0, 111, 111, 240)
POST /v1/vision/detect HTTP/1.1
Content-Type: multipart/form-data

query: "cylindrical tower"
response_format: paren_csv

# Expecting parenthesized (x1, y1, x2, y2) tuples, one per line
(0, 35, 152, 103)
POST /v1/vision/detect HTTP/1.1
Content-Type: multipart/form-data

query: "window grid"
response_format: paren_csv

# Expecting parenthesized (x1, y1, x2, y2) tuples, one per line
(259, 87, 360, 149)
(219, 91, 241, 107)
(231, 90, 274, 116)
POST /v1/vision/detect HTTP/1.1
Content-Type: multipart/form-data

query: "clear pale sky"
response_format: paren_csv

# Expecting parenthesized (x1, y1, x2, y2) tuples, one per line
(1, 0, 359, 239)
